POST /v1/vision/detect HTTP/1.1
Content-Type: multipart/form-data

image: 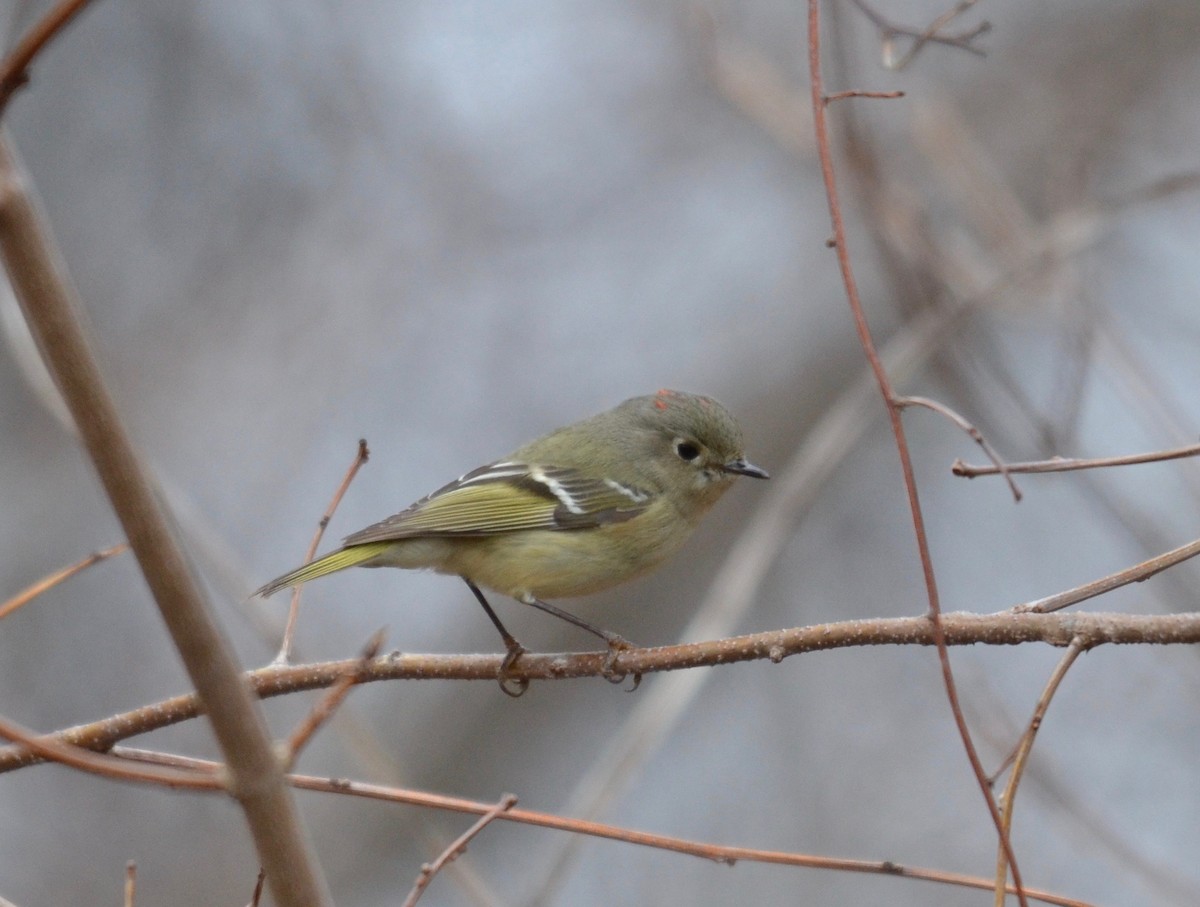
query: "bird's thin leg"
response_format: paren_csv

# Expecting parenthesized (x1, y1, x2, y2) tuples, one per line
(521, 595, 640, 689)
(462, 579, 528, 697)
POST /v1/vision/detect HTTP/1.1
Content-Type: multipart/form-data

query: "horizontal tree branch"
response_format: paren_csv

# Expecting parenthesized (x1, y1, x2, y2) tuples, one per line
(1, 609, 1196, 773)
(110, 747, 1087, 907)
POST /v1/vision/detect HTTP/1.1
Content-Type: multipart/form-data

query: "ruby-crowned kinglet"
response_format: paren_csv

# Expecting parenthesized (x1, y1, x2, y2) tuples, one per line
(256, 389, 767, 690)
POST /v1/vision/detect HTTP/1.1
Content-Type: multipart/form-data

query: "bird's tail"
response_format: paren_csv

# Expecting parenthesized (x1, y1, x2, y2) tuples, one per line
(253, 542, 392, 598)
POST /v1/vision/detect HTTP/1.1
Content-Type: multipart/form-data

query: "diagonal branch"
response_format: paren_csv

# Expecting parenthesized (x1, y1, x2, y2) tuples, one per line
(0, 0, 97, 116)
(0, 135, 330, 906)
(0, 542, 127, 620)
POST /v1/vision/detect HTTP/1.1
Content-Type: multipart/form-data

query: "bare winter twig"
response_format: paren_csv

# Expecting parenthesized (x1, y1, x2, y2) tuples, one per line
(954, 441, 1200, 478)
(806, 3, 1026, 902)
(274, 438, 370, 664)
(0, 542, 127, 620)
(110, 747, 1091, 907)
(282, 629, 384, 769)
(848, 0, 989, 70)
(403, 795, 519, 907)
(0, 0, 97, 116)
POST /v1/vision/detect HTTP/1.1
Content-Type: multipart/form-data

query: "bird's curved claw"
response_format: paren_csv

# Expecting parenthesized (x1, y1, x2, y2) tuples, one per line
(498, 644, 529, 698)
(601, 636, 641, 691)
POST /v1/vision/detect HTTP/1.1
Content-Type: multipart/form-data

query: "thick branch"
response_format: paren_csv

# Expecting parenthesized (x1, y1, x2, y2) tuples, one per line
(0, 135, 330, 906)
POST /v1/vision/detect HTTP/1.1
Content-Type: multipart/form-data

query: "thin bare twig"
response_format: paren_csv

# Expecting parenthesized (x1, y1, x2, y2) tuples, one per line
(282, 628, 384, 769)
(806, 5, 1027, 904)
(954, 441, 1200, 478)
(112, 748, 1090, 907)
(247, 869, 266, 907)
(896, 395, 1022, 501)
(1015, 535, 1200, 614)
(0, 0, 97, 116)
(275, 438, 370, 664)
(0, 136, 329, 905)
(994, 638, 1086, 906)
(824, 89, 905, 103)
(403, 795, 519, 907)
(0, 542, 127, 620)
(124, 861, 136, 907)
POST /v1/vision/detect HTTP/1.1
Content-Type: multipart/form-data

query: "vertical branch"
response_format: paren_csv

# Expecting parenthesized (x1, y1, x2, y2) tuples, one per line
(0, 135, 331, 907)
(804, 3, 1027, 904)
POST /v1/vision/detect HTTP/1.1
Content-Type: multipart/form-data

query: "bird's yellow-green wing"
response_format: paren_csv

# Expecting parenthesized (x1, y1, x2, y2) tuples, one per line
(341, 462, 653, 544)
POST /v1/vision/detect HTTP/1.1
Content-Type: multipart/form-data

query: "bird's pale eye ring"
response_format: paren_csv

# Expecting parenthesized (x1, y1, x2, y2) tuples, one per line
(675, 439, 701, 462)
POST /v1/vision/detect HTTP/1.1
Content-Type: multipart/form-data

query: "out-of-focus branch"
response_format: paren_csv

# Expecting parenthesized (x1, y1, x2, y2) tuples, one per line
(848, 0, 989, 70)
(0, 542, 127, 620)
(0, 135, 331, 907)
(0, 0, 97, 116)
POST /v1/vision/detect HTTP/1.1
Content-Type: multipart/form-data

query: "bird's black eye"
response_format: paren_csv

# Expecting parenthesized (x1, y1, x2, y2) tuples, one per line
(675, 440, 701, 462)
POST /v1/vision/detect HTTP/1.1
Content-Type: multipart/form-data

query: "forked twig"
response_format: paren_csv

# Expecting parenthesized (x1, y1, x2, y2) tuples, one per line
(849, 0, 989, 70)
(402, 794, 519, 907)
(274, 439, 369, 665)
(896, 395, 1021, 501)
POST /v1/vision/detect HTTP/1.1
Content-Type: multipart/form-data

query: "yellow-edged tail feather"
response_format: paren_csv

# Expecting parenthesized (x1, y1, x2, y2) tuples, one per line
(254, 542, 393, 598)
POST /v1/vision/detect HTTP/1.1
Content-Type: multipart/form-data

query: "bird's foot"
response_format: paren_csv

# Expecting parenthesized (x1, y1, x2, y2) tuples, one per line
(601, 635, 641, 691)
(497, 642, 530, 698)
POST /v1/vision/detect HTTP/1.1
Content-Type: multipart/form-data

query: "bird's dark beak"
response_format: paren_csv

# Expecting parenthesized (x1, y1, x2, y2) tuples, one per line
(723, 457, 769, 479)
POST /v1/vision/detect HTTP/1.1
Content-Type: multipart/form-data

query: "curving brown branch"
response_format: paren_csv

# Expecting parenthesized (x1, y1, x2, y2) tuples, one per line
(0, 0, 97, 116)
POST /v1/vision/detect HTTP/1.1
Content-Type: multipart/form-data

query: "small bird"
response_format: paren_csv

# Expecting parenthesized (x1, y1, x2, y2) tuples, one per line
(256, 389, 767, 691)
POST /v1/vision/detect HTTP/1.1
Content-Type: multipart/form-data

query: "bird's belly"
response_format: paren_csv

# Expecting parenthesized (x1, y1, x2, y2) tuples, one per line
(441, 527, 680, 601)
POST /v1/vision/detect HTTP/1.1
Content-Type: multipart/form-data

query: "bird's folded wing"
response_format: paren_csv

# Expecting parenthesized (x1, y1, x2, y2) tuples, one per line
(341, 462, 652, 543)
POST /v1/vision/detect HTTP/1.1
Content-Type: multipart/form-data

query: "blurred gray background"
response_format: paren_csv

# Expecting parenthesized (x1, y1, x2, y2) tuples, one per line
(2, 0, 1199, 904)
